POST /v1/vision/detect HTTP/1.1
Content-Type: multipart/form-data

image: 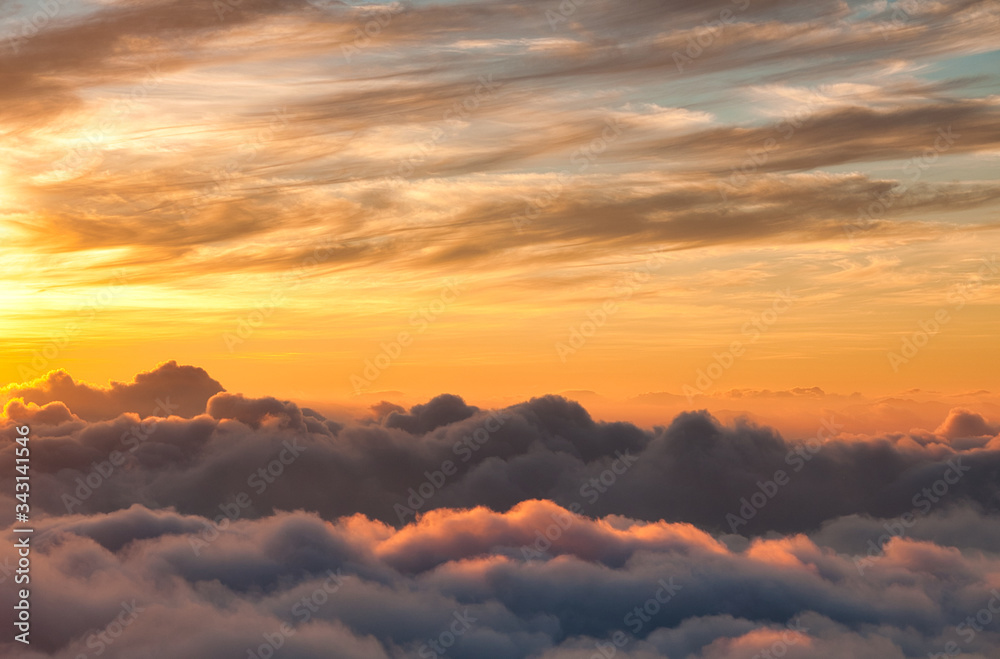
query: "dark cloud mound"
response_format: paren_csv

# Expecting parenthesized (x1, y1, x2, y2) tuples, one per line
(3, 385, 1000, 536)
(2, 365, 999, 658)
(936, 408, 998, 440)
(383, 394, 478, 434)
(2, 502, 999, 659)
(208, 393, 307, 430)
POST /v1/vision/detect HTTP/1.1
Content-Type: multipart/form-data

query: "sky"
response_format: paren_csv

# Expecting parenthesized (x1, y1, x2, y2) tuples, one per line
(2, 1, 1000, 658)
(0, 0, 998, 406)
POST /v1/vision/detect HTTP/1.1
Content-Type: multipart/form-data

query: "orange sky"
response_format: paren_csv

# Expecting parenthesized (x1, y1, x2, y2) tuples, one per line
(0, 0, 998, 408)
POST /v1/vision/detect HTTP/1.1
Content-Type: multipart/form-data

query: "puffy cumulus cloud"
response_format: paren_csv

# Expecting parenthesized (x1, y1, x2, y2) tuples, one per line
(1, 366, 1000, 657)
(936, 408, 999, 441)
(809, 504, 1000, 556)
(2, 377, 1000, 535)
(383, 394, 478, 434)
(374, 500, 727, 573)
(208, 392, 313, 432)
(1, 399, 79, 429)
(2, 502, 1000, 658)
(1, 361, 224, 421)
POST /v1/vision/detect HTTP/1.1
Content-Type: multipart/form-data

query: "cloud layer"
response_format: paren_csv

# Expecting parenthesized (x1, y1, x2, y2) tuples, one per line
(3, 363, 998, 536)
(2, 364, 999, 657)
(3, 501, 1000, 659)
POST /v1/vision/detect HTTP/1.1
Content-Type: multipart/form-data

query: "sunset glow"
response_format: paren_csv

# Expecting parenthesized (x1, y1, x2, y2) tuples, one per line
(0, 0, 996, 409)
(2, 1, 999, 657)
